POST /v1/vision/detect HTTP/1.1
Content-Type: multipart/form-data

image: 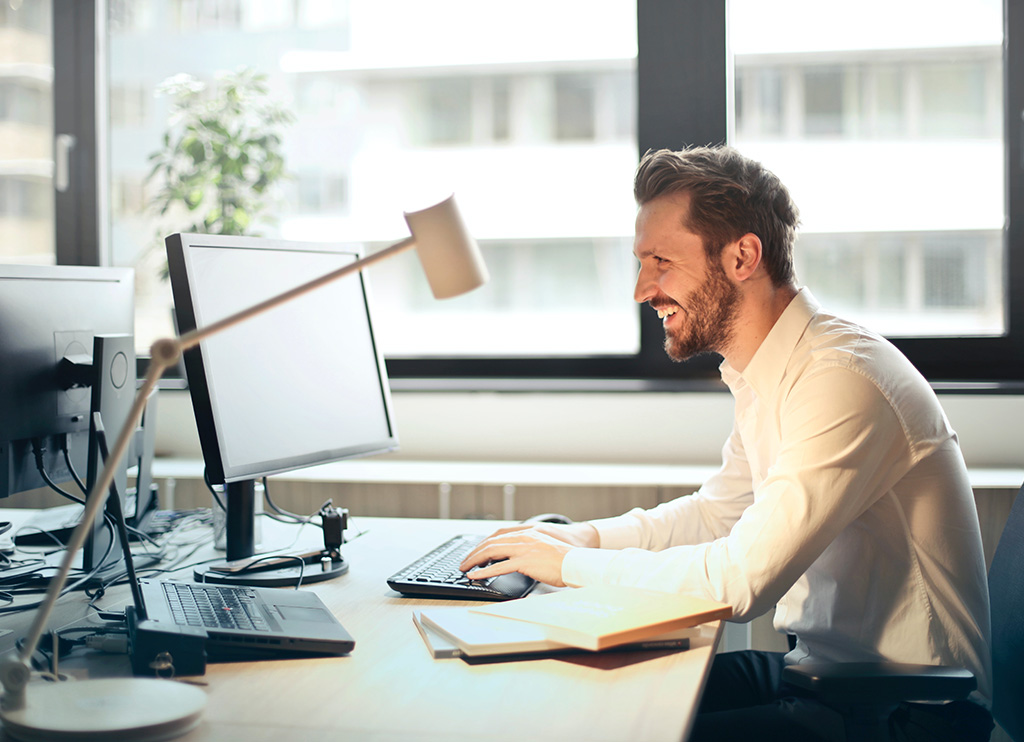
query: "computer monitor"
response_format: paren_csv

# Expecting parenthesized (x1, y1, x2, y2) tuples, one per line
(0, 264, 139, 573)
(166, 233, 399, 585)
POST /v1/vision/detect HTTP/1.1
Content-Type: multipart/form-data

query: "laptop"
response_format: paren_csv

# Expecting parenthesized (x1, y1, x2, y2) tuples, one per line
(92, 415, 355, 677)
(126, 576, 355, 675)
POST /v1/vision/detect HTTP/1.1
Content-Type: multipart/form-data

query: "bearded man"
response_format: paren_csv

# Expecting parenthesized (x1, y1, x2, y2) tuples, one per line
(461, 146, 993, 742)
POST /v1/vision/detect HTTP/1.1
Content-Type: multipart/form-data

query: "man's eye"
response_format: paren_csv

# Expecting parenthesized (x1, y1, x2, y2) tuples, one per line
(654, 256, 668, 265)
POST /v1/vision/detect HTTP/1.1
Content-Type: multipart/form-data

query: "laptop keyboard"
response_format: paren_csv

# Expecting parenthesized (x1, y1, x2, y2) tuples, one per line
(387, 534, 536, 601)
(163, 582, 270, 631)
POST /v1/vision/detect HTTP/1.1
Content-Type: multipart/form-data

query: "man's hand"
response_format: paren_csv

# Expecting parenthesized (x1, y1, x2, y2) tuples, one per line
(458, 522, 599, 587)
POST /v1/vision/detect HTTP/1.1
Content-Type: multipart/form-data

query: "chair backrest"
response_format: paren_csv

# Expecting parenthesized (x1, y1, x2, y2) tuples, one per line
(989, 485, 1024, 742)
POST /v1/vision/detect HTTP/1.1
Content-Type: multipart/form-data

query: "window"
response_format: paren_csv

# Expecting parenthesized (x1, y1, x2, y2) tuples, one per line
(491, 77, 511, 142)
(106, 0, 640, 362)
(802, 66, 845, 137)
(729, 0, 1006, 346)
(18, 0, 1024, 385)
(555, 74, 597, 140)
(0, 0, 53, 265)
(110, 83, 148, 127)
(419, 78, 474, 146)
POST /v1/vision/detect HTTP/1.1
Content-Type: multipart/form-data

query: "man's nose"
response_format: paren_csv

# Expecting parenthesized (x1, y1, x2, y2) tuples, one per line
(634, 264, 655, 304)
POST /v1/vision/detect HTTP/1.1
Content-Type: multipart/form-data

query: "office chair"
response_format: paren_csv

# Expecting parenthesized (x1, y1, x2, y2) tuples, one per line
(782, 484, 1024, 742)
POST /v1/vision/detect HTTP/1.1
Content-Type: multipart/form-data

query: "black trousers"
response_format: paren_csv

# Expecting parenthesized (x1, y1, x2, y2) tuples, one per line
(689, 650, 994, 742)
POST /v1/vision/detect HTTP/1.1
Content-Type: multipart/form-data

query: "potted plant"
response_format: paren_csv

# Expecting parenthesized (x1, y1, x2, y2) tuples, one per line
(136, 66, 295, 351)
(146, 66, 295, 239)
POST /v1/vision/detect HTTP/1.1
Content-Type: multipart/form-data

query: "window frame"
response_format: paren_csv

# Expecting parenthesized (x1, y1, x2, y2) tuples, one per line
(53, 0, 103, 267)
(57, 0, 1024, 388)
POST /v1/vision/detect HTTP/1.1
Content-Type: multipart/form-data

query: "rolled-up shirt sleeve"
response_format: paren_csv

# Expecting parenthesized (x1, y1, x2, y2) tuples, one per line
(562, 420, 756, 588)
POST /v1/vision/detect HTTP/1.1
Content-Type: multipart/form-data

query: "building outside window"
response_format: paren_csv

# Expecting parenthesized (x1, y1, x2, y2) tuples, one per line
(0, 0, 53, 264)
(729, 0, 1004, 338)
(105, 0, 640, 359)
(1, 0, 1020, 383)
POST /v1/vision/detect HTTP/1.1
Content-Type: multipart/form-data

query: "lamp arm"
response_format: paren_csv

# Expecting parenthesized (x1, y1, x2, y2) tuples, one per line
(176, 236, 416, 352)
(0, 234, 418, 711)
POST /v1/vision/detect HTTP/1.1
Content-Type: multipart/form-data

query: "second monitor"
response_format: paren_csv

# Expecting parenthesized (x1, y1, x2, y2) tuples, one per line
(166, 233, 399, 585)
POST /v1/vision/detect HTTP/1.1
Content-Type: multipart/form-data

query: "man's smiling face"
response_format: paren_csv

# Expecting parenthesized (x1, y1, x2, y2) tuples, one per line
(633, 192, 741, 362)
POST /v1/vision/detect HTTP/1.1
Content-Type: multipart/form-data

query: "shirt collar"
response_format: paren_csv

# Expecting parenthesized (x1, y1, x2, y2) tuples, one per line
(720, 287, 820, 398)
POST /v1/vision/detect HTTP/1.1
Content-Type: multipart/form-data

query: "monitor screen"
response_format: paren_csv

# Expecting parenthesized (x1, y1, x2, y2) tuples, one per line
(166, 234, 398, 578)
(0, 263, 136, 572)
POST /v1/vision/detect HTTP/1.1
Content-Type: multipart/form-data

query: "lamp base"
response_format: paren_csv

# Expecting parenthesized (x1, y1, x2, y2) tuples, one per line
(0, 677, 205, 741)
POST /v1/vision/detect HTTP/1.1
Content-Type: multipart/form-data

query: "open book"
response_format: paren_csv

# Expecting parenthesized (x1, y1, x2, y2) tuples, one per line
(470, 585, 732, 651)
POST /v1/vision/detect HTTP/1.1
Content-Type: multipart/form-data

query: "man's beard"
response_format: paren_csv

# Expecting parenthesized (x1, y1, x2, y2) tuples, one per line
(663, 262, 741, 363)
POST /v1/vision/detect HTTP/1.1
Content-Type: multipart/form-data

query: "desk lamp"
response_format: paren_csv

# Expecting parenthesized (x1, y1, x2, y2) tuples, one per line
(0, 195, 488, 741)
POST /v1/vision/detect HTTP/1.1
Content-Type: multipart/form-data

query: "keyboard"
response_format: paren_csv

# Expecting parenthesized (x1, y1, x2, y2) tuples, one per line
(387, 534, 536, 601)
(163, 581, 270, 631)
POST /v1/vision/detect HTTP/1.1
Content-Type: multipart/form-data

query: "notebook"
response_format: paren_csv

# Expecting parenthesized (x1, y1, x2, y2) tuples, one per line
(414, 607, 695, 660)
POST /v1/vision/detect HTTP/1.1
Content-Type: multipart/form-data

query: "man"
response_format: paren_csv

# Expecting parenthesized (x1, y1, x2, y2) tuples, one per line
(460, 146, 993, 741)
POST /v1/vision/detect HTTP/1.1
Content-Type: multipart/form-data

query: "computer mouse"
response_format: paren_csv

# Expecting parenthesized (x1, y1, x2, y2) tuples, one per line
(522, 513, 573, 525)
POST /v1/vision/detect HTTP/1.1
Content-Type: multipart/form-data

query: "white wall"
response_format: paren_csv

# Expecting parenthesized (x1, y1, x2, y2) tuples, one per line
(154, 388, 1024, 469)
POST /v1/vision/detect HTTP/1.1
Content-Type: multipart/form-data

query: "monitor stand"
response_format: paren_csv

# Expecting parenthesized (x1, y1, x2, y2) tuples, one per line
(82, 334, 135, 575)
(192, 479, 349, 588)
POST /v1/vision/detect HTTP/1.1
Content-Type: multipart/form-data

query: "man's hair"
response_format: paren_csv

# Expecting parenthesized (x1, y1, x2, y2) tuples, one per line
(633, 146, 799, 287)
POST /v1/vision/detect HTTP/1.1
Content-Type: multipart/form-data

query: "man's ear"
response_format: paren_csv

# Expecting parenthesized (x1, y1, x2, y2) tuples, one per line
(722, 233, 762, 282)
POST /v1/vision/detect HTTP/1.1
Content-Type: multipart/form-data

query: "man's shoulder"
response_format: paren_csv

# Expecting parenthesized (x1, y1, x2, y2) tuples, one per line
(786, 311, 951, 436)
(801, 310, 905, 368)
(790, 310, 933, 401)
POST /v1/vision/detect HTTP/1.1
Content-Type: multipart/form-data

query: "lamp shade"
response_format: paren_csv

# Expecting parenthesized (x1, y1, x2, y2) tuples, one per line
(404, 194, 489, 299)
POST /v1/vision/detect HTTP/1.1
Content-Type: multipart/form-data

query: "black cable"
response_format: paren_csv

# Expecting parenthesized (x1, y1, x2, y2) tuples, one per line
(62, 435, 167, 554)
(222, 554, 307, 589)
(0, 441, 123, 608)
(137, 540, 209, 576)
(60, 435, 163, 547)
(59, 434, 88, 495)
(261, 477, 314, 525)
(31, 439, 84, 504)
(8, 525, 66, 551)
(50, 436, 164, 579)
(15, 626, 129, 673)
(262, 483, 365, 545)
(32, 438, 118, 570)
(92, 510, 212, 581)
(1, 440, 177, 616)
(0, 557, 52, 584)
(0, 565, 113, 615)
(202, 469, 227, 512)
(125, 523, 163, 550)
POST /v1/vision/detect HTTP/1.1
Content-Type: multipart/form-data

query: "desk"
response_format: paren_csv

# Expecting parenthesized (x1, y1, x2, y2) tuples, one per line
(0, 512, 722, 742)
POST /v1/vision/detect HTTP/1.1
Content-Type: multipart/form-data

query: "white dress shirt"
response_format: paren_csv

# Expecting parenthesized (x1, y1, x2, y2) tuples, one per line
(562, 288, 992, 700)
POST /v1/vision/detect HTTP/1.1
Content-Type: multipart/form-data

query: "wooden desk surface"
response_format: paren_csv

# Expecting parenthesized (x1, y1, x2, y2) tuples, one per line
(0, 513, 721, 742)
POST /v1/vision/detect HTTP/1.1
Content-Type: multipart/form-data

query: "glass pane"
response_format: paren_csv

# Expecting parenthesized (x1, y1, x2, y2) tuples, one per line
(108, 0, 639, 357)
(729, 0, 1004, 337)
(803, 66, 845, 137)
(0, 1, 54, 264)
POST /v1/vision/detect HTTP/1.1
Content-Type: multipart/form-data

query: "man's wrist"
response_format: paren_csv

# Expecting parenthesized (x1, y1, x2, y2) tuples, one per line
(561, 543, 618, 588)
(577, 522, 600, 548)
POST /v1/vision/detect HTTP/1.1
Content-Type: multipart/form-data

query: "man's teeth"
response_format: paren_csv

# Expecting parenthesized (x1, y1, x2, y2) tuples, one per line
(657, 307, 679, 320)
